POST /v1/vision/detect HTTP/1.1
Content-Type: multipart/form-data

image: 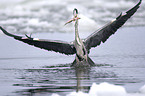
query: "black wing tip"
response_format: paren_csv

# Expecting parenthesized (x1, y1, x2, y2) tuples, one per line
(139, 0, 142, 4)
(0, 26, 22, 39)
(135, 0, 142, 7)
(0, 26, 13, 37)
(126, 0, 142, 13)
(116, 0, 142, 22)
(139, 0, 142, 6)
(135, 0, 142, 8)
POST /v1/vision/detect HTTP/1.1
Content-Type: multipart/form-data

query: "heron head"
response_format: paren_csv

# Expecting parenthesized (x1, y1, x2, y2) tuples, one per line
(73, 8, 78, 18)
(64, 8, 80, 25)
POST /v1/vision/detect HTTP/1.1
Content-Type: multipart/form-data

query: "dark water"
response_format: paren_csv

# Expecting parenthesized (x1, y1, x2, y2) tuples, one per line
(0, 27, 145, 96)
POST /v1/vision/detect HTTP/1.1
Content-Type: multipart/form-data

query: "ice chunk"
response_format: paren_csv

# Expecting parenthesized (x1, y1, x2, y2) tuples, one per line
(139, 84, 145, 94)
(51, 93, 60, 96)
(89, 82, 126, 96)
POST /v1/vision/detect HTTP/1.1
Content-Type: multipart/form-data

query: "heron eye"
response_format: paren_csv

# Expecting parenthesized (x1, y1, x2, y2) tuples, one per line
(73, 8, 78, 16)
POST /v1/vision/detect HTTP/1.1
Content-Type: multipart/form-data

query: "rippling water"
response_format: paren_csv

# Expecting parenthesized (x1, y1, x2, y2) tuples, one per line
(0, 0, 145, 96)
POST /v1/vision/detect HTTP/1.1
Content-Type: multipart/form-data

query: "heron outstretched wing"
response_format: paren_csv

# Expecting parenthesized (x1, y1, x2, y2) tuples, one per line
(84, 0, 142, 51)
(0, 26, 76, 55)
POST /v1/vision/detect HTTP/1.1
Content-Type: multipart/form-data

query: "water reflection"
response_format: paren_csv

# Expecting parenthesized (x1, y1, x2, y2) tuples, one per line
(12, 63, 118, 96)
(75, 67, 91, 92)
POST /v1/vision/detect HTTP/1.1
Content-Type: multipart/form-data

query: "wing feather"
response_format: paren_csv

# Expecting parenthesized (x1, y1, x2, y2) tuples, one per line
(84, 0, 142, 51)
(0, 26, 76, 55)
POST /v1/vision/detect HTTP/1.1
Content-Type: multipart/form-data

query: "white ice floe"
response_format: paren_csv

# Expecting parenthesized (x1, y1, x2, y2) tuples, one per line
(139, 85, 145, 94)
(51, 82, 145, 96)
(51, 93, 60, 96)
(89, 82, 126, 96)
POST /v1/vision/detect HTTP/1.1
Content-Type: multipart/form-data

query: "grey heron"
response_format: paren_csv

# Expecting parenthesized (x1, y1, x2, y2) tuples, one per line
(0, 0, 142, 67)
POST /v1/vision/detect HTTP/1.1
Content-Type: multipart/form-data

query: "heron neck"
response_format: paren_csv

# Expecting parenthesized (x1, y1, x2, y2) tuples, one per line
(75, 19, 80, 40)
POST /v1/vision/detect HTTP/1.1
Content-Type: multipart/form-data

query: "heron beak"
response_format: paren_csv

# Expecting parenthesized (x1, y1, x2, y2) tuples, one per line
(64, 19, 74, 25)
(64, 17, 80, 25)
